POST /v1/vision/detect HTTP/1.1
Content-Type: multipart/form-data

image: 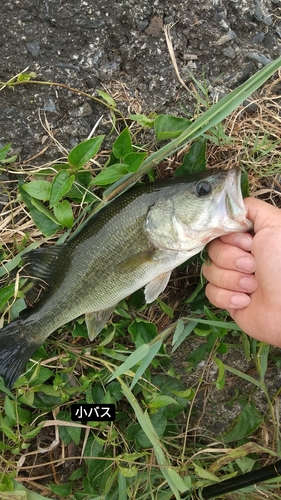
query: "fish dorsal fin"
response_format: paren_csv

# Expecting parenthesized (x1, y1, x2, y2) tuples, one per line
(144, 271, 171, 303)
(85, 305, 117, 341)
(21, 245, 64, 281)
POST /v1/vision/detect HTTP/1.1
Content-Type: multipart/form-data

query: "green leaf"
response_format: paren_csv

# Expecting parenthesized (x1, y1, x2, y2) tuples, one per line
(68, 136, 105, 169)
(0, 284, 17, 310)
(128, 114, 156, 128)
(4, 396, 16, 423)
(12, 478, 63, 499)
(193, 463, 219, 482)
(241, 171, 250, 198)
(213, 356, 226, 390)
(48, 483, 72, 497)
(120, 381, 188, 496)
(49, 170, 75, 208)
(112, 127, 133, 159)
(172, 320, 197, 352)
(129, 319, 158, 348)
(130, 340, 162, 390)
(174, 137, 207, 176)
(186, 333, 216, 366)
(156, 297, 174, 318)
(69, 466, 86, 481)
(149, 395, 180, 409)
(65, 171, 94, 202)
(154, 115, 191, 140)
(135, 407, 167, 448)
(19, 183, 61, 236)
(183, 316, 242, 331)
(17, 72, 36, 82)
(96, 89, 116, 107)
(256, 342, 270, 381)
(91, 163, 129, 186)
(107, 344, 150, 383)
(31, 198, 60, 224)
(0, 142, 13, 161)
(0, 154, 17, 164)
(119, 465, 138, 478)
(21, 423, 44, 439)
(123, 152, 147, 172)
(0, 416, 17, 440)
(222, 403, 263, 443)
(53, 200, 74, 228)
(22, 181, 51, 201)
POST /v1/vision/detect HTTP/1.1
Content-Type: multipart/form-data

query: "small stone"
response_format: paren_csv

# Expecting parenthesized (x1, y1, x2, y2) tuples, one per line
(246, 51, 272, 66)
(24, 23, 38, 36)
(215, 30, 236, 46)
(145, 16, 163, 37)
(44, 99, 56, 113)
(243, 100, 258, 114)
(26, 41, 40, 57)
(56, 62, 81, 72)
(137, 20, 149, 32)
(263, 32, 276, 50)
(221, 47, 236, 58)
(3, 3, 14, 11)
(254, 0, 272, 26)
(79, 103, 93, 117)
(252, 32, 265, 43)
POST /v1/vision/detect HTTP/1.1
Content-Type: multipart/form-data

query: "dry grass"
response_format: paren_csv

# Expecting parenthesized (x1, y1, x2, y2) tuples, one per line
(1, 77, 280, 254)
(1, 88, 281, 499)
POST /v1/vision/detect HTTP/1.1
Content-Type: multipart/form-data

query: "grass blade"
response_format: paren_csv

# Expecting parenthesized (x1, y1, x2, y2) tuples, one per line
(119, 377, 189, 499)
(104, 56, 281, 200)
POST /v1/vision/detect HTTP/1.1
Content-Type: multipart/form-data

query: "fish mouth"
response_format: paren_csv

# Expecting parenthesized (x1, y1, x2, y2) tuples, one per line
(218, 168, 253, 231)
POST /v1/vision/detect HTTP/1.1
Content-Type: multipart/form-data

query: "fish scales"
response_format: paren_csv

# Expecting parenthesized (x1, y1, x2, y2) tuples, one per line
(24, 180, 185, 334)
(0, 168, 253, 388)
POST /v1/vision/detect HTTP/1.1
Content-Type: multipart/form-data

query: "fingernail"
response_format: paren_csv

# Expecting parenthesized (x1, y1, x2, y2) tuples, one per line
(230, 294, 251, 307)
(236, 256, 256, 273)
(234, 233, 253, 252)
(234, 234, 253, 251)
(239, 276, 257, 292)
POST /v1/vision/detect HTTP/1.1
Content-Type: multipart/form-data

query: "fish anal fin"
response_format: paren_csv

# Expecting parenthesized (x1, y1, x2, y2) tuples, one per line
(85, 305, 117, 341)
(21, 245, 64, 281)
(144, 271, 171, 303)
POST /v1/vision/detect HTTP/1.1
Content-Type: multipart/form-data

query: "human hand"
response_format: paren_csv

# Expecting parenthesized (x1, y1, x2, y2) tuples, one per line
(202, 197, 281, 347)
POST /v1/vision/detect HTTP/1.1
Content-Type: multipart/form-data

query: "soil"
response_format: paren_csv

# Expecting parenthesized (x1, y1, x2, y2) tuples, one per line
(1, 0, 281, 160)
(1, 0, 281, 490)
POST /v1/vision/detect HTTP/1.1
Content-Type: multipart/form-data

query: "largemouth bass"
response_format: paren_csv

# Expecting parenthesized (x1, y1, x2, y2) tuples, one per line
(0, 168, 252, 388)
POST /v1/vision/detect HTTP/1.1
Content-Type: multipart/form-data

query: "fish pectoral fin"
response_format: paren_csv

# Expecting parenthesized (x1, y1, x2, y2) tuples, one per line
(117, 251, 155, 273)
(144, 271, 171, 303)
(21, 245, 65, 282)
(85, 306, 117, 341)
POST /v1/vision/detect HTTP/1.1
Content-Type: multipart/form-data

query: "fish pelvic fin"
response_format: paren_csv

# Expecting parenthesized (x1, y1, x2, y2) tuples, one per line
(144, 271, 172, 303)
(85, 305, 117, 341)
(0, 320, 38, 389)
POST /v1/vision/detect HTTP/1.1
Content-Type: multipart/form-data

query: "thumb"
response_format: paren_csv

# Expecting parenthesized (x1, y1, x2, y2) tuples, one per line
(244, 197, 281, 233)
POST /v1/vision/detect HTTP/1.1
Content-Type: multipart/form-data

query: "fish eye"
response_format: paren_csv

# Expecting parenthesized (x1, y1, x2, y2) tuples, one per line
(195, 180, 212, 197)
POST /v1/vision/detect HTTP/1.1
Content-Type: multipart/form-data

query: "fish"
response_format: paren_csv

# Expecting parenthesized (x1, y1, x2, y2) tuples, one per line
(0, 168, 252, 389)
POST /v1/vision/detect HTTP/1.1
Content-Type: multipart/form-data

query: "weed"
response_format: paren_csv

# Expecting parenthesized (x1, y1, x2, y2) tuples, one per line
(0, 60, 281, 500)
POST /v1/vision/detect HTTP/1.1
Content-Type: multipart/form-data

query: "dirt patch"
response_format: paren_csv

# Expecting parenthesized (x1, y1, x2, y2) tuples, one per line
(1, 0, 281, 161)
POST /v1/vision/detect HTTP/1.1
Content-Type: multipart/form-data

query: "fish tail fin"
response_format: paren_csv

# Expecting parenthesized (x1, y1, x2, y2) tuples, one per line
(0, 320, 37, 389)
